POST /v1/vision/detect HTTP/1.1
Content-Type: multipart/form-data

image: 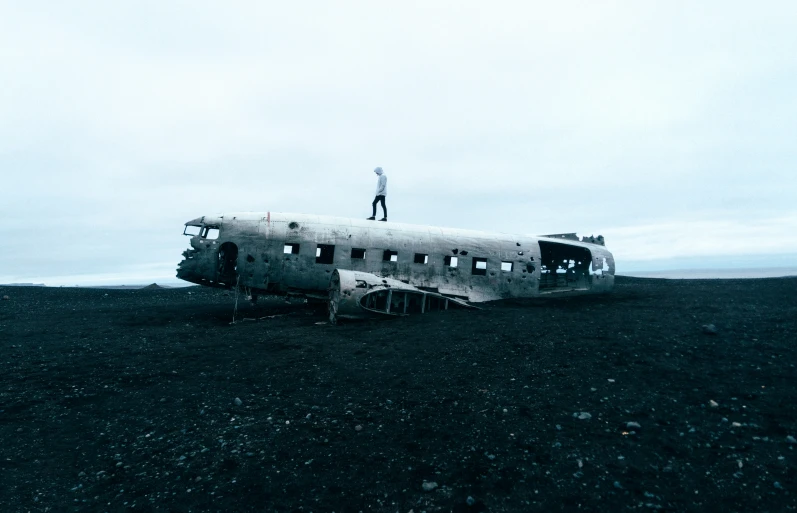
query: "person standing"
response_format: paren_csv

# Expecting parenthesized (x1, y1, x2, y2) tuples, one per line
(367, 167, 387, 221)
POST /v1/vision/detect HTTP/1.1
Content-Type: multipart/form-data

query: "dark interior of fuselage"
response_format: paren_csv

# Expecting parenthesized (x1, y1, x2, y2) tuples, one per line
(538, 241, 592, 292)
(217, 242, 239, 286)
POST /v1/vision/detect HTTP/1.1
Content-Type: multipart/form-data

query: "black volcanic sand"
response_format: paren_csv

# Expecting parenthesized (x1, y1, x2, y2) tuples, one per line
(1, 277, 795, 512)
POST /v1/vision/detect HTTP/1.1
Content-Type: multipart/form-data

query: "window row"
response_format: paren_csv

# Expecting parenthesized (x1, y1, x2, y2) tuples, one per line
(284, 243, 515, 274)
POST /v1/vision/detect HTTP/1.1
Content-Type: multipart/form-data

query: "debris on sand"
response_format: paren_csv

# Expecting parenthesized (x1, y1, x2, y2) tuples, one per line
(575, 412, 592, 420)
(709, 400, 719, 408)
(234, 397, 243, 406)
(422, 481, 438, 492)
(702, 324, 718, 335)
(626, 422, 642, 429)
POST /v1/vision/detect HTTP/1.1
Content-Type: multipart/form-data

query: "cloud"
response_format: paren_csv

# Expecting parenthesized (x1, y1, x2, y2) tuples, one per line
(1, 1, 796, 284)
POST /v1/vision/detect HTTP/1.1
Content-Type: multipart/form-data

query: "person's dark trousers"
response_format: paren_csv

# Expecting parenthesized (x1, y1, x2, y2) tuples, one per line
(372, 195, 387, 218)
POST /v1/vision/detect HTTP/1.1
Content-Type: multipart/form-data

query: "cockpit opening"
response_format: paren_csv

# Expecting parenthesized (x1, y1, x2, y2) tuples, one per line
(184, 223, 220, 240)
(202, 227, 220, 240)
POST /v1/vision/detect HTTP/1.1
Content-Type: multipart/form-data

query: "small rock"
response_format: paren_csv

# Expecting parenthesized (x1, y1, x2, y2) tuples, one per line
(774, 481, 783, 490)
(354, 424, 363, 431)
(234, 397, 243, 406)
(576, 412, 592, 420)
(702, 324, 718, 335)
(709, 400, 719, 408)
(466, 496, 475, 506)
(627, 422, 642, 429)
(732, 422, 742, 427)
(786, 435, 796, 444)
(555, 424, 562, 431)
(614, 481, 623, 490)
(422, 481, 438, 492)
(607, 379, 615, 383)
(1, 295, 9, 301)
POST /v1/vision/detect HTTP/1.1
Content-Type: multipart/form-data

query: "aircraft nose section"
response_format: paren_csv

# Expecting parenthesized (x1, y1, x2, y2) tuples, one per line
(177, 216, 218, 285)
(176, 247, 202, 283)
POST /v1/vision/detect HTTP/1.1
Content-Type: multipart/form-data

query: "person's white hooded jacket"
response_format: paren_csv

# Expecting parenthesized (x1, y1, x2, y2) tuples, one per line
(374, 167, 387, 196)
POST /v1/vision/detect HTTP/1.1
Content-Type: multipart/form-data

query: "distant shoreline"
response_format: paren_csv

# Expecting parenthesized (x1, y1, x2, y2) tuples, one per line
(621, 266, 797, 279)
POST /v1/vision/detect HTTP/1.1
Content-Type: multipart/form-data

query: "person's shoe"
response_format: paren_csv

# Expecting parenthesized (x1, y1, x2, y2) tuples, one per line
(366, 216, 375, 220)
(379, 218, 387, 222)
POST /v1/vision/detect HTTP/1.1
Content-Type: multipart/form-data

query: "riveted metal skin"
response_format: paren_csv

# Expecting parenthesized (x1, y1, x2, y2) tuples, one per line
(177, 212, 615, 305)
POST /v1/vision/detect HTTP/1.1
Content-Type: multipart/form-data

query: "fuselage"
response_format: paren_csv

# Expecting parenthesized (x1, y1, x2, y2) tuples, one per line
(176, 212, 615, 302)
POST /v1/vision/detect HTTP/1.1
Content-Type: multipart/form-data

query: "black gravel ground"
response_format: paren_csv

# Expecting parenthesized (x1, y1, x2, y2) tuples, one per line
(1, 276, 795, 512)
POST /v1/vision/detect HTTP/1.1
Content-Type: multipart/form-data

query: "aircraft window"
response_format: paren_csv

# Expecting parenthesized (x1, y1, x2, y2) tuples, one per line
(383, 250, 398, 262)
(184, 225, 201, 236)
(316, 244, 335, 264)
(444, 256, 458, 268)
(414, 253, 428, 264)
(472, 257, 488, 276)
(501, 261, 514, 272)
(202, 227, 220, 240)
(284, 243, 300, 254)
(351, 248, 366, 259)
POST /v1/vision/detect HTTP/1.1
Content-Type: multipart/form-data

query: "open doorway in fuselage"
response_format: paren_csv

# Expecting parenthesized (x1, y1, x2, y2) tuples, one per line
(217, 242, 239, 286)
(538, 241, 592, 293)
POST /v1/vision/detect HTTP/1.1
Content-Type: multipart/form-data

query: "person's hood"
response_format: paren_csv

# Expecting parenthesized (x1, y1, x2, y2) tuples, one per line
(374, 167, 383, 175)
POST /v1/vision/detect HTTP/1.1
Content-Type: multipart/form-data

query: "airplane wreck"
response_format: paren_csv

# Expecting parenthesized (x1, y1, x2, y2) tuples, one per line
(176, 212, 615, 323)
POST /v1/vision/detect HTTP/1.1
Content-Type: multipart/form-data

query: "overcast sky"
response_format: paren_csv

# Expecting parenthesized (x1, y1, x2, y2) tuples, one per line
(2, 1, 796, 285)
